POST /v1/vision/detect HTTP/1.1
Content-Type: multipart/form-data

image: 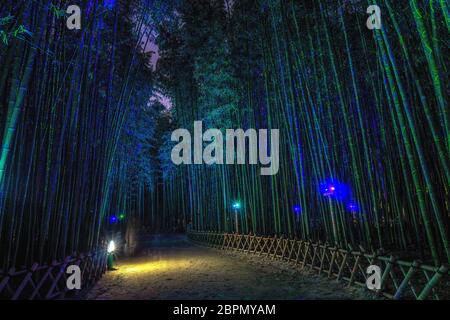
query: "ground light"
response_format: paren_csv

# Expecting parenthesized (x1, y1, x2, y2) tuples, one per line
(109, 215, 117, 224)
(293, 205, 302, 224)
(347, 202, 359, 212)
(347, 202, 359, 221)
(107, 240, 116, 270)
(232, 201, 241, 233)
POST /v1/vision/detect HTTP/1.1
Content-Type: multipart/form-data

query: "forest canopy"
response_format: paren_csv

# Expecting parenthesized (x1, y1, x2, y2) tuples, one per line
(0, 0, 449, 269)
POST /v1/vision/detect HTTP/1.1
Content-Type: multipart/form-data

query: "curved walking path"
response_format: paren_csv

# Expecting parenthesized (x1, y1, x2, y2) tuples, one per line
(87, 234, 368, 300)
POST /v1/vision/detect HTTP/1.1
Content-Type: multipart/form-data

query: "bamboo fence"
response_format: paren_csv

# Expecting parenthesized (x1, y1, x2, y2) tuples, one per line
(188, 230, 449, 300)
(0, 248, 107, 300)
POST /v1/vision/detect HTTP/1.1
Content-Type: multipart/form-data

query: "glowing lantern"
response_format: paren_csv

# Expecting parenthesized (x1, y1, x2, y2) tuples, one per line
(107, 240, 116, 253)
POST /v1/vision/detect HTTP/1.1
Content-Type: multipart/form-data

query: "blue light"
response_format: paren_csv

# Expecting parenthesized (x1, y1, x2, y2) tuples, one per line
(319, 180, 350, 200)
(109, 215, 118, 224)
(104, 0, 116, 9)
(293, 205, 302, 214)
(347, 202, 359, 212)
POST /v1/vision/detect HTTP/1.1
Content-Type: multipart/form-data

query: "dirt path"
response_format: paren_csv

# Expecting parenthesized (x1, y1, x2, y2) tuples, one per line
(87, 235, 368, 300)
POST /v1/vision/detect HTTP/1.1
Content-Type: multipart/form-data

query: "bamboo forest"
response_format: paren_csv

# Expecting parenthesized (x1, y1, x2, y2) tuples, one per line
(0, 0, 449, 301)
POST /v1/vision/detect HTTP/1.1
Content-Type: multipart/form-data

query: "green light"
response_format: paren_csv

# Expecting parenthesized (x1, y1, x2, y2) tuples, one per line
(119, 214, 125, 220)
(232, 201, 241, 210)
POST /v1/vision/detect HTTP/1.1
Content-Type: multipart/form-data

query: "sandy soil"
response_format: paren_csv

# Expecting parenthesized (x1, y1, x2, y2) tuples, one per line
(87, 235, 369, 300)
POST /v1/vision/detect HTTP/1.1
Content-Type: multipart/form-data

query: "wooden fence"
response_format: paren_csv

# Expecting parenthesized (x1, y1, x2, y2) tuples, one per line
(0, 249, 107, 300)
(188, 231, 449, 300)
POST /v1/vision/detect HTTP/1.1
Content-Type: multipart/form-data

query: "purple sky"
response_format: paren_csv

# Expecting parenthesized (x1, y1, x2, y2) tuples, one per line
(144, 41, 160, 71)
(143, 40, 172, 110)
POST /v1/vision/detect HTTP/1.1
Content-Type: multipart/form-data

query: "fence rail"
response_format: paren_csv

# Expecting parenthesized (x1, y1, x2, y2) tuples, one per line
(0, 249, 107, 300)
(188, 231, 449, 300)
